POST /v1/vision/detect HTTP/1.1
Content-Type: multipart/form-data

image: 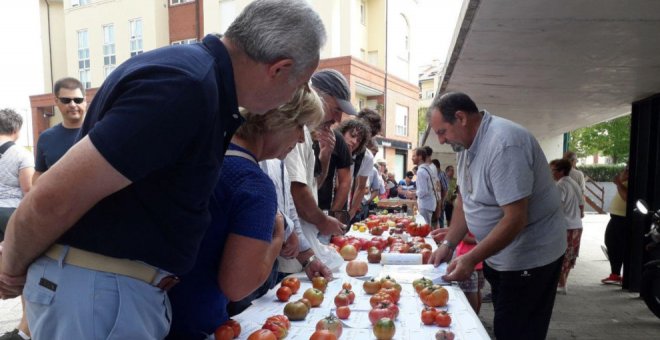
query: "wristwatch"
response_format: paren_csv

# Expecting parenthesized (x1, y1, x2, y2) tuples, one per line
(440, 239, 456, 250)
(301, 255, 317, 270)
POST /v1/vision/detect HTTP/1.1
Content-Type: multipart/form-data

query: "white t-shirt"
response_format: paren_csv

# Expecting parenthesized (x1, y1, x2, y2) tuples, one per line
(568, 168, 586, 206)
(0, 144, 34, 208)
(457, 111, 566, 271)
(557, 176, 583, 230)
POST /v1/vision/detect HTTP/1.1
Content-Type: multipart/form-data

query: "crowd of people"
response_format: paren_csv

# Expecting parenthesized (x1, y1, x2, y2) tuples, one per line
(0, 1, 633, 339)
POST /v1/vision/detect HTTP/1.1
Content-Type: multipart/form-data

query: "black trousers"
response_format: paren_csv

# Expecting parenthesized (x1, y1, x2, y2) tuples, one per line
(604, 214, 627, 275)
(483, 255, 563, 340)
(0, 206, 16, 241)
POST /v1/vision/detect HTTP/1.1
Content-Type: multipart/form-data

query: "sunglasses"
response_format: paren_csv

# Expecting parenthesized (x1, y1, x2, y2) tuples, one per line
(58, 97, 84, 104)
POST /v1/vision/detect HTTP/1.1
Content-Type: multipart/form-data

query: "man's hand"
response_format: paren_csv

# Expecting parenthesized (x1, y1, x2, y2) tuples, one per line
(430, 244, 453, 267)
(441, 254, 477, 282)
(280, 232, 300, 259)
(316, 126, 335, 160)
(430, 228, 449, 244)
(0, 244, 26, 299)
(316, 215, 345, 236)
(304, 257, 333, 281)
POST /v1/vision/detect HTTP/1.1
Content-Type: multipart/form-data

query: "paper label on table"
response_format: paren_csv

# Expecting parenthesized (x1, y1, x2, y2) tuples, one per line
(380, 253, 422, 265)
(378, 264, 450, 284)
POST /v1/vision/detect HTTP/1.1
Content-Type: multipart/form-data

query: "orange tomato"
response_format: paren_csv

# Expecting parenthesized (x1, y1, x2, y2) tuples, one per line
(426, 287, 449, 307)
(247, 329, 277, 340)
(222, 319, 241, 338)
(276, 286, 292, 302)
(435, 311, 452, 327)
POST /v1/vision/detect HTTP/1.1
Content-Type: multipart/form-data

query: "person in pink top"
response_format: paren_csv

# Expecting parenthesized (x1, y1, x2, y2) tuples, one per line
(456, 231, 484, 313)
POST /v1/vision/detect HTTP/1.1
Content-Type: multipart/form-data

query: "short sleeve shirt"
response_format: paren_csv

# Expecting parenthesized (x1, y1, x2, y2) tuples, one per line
(168, 145, 277, 337)
(58, 35, 243, 274)
(557, 176, 583, 229)
(34, 124, 80, 172)
(0, 144, 34, 207)
(457, 111, 566, 271)
(317, 131, 352, 210)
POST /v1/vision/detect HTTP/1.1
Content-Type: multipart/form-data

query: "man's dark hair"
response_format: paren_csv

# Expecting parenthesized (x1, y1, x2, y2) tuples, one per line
(337, 119, 371, 155)
(431, 91, 479, 124)
(423, 146, 433, 157)
(550, 159, 572, 176)
(406, 171, 414, 178)
(0, 108, 23, 135)
(357, 108, 382, 136)
(432, 159, 441, 170)
(414, 147, 428, 161)
(53, 77, 85, 97)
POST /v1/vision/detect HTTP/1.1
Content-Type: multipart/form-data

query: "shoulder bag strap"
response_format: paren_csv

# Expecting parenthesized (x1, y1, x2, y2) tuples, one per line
(0, 141, 15, 158)
(225, 149, 257, 164)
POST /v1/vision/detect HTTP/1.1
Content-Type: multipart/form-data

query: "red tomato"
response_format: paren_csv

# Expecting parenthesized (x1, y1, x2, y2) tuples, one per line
(265, 315, 290, 330)
(247, 329, 277, 340)
(421, 306, 438, 325)
(262, 320, 288, 340)
(222, 319, 241, 338)
(369, 292, 392, 308)
(336, 306, 351, 319)
(368, 305, 396, 325)
(276, 286, 292, 302)
(214, 325, 234, 340)
(309, 329, 338, 340)
(315, 314, 343, 338)
(435, 311, 452, 327)
(342, 289, 355, 304)
(334, 292, 350, 307)
(281, 277, 300, 294)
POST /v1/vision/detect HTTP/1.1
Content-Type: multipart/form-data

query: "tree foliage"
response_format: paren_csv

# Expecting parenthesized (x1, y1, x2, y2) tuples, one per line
(568, 115, 630, 164)
(418, 106, 428, 134)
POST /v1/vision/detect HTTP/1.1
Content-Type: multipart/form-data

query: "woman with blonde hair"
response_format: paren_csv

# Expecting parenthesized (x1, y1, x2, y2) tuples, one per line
(167, 86, 323, 339)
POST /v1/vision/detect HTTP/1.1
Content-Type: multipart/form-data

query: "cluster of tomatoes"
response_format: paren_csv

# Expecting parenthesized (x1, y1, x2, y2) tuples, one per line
(333, 282, 355, 319)
(412, 277, 456, 339)
(360, 276, 401, 340)
(276, 276, 326, 323)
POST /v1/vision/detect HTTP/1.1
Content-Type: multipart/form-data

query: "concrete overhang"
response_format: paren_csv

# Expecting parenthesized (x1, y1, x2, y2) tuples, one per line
(424, 0, 660, 144)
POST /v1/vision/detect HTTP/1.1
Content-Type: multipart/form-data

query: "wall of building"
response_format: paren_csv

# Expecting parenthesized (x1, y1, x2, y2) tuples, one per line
(39, 0, 67, 92)
(62, 0, 169, 89)
(538, 133, 564, 163)
(169, 0, 199, 42)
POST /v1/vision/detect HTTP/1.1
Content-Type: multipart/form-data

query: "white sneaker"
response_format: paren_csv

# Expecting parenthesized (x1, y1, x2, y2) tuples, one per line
(556, 286, 567, 295)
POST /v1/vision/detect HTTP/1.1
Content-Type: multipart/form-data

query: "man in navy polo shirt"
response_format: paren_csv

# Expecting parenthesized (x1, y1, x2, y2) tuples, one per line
(0, 0, 326, 339)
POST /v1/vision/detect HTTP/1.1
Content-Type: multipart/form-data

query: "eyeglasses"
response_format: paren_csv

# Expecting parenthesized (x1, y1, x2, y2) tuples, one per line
(58, 97, 84, 104)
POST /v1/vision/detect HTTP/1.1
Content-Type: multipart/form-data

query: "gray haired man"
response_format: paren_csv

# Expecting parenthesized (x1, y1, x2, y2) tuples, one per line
(0, 1, 326, 339)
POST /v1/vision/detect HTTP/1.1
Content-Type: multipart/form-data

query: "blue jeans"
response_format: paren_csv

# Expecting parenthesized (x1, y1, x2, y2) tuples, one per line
(483, 256, 563, 340)
(24, 249, 171, 340)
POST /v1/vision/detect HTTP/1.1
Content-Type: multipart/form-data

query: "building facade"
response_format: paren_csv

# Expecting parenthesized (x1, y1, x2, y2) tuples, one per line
(32, 0, 420, 181)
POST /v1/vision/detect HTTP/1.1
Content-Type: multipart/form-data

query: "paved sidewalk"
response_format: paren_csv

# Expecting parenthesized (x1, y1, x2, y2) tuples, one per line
(478, 213, 660, 339)
(1, 214, 659, 338)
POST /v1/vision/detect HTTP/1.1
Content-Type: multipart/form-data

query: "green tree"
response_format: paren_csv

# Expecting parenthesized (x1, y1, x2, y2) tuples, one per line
(569, 115, 630, 164)
(418, 106, 428, 134)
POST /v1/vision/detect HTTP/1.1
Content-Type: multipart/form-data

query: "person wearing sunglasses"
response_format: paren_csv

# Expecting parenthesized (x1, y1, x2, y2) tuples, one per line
(32, 77, 87, 184)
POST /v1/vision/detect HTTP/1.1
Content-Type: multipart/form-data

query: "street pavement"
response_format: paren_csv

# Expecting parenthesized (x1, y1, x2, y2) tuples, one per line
(1, 214, 659, 339)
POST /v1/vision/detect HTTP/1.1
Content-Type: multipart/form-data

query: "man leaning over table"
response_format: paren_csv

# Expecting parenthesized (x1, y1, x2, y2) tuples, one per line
(0, 0, 326, 339)
(429, 92, 566, 340)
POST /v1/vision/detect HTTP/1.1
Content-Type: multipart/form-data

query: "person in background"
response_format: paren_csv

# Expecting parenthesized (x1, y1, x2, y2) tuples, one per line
(386, 173, 398, 199)
(347, 108, 382, 221)
(550, 159, 583, 294)
(1, 77, 87, 340)
(601, 165, 628, 285)
(454, 230, 484, 314)
(429, 91, 565, 340)
(0, 1, 326, 338)
(563, 151, 585, 218)
(33, 77, 87, 183)
(431, 158, 449, 227)
(167, 86, 324, 339)
(0, 109, 34, 340)
(398, 171, 416, 199)
(444, 165, 457, 224)
(412, 147, 436, 226)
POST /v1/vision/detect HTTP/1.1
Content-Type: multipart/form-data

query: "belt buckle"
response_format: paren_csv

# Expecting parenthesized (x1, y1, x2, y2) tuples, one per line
(156, 275, 180, 291)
